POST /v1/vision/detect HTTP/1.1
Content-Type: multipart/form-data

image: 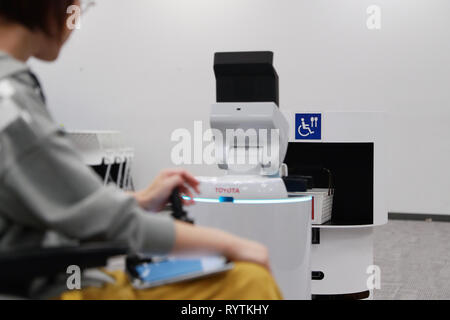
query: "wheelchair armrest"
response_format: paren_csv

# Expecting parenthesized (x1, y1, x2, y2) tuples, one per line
(0, 242, 129, 285)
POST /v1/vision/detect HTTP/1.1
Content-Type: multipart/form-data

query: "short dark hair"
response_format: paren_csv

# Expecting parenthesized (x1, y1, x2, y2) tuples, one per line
(0, 0, 75, 37)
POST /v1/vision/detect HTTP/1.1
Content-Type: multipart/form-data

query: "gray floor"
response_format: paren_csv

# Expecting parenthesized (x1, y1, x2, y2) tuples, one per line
(374, 219, 450, 300)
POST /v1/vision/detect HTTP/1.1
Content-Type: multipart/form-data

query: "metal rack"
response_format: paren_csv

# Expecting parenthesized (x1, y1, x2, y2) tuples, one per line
(67, 130, 135, 191)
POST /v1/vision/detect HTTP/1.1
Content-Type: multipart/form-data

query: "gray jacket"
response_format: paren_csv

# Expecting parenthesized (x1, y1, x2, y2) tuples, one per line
(0, 52, 175, 256)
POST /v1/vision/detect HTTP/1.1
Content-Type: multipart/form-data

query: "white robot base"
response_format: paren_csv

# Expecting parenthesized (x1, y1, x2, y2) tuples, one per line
(186, 188, 313, 300)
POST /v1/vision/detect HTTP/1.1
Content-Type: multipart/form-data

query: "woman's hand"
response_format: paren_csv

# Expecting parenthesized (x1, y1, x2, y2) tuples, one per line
(132, 169, 200, 212)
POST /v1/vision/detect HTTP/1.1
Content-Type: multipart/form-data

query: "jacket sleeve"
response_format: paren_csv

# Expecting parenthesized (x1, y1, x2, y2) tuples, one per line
(0, 88, 175, 254)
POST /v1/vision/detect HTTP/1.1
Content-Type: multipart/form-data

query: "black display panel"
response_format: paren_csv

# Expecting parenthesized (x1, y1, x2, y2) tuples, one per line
(214, 51, 279, 105)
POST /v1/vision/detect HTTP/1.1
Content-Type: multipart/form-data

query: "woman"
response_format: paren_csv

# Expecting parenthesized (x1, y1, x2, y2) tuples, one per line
(0, 0, 282, 299)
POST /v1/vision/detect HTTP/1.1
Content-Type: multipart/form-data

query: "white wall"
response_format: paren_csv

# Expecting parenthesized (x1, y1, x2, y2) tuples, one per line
(31, 0, 450, 215)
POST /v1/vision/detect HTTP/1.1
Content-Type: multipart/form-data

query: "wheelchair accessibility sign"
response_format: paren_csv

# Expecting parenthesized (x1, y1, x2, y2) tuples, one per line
(295, 113, 322, 140)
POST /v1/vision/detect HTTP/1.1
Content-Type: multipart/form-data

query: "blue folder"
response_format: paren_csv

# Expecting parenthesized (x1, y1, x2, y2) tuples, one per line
(133, 256, 233, 288)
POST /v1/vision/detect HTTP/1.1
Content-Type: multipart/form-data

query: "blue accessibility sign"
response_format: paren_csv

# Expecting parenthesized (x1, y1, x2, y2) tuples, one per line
(295, 113, 322, 140)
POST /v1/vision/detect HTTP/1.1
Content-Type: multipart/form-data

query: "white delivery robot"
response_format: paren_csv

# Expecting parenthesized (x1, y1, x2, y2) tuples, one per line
(186, 52, 313, 299)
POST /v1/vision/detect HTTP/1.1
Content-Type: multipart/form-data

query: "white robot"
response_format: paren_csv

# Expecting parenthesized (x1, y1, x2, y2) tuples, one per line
(186, 52, 313, 299)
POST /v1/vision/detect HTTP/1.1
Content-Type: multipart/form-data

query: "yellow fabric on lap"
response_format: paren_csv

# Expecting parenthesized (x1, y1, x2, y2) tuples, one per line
(59, 262, 283, 300)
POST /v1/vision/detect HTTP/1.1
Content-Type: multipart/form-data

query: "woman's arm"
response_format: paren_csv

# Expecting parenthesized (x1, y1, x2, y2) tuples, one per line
(173, 221, 271, 270)
(131, 168, 271, 270)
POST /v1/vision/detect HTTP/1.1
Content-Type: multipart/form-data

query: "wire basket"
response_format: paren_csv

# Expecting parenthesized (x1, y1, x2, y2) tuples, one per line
(290, 168, 334, 225)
